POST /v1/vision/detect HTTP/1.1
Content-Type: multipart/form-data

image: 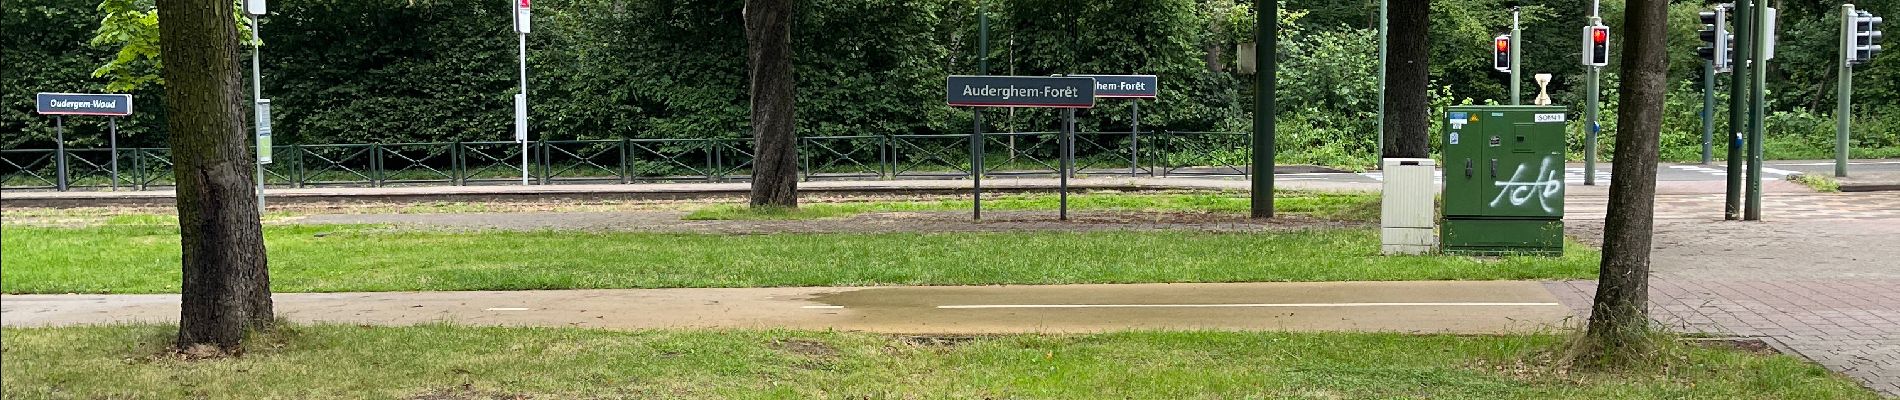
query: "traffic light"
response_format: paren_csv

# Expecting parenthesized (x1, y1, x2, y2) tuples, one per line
(1851, 10, 1885, 65)
(1494, 35, 1512, 72)
(1697, 7, 1732, 72)
(1582, 25, 1610, 66)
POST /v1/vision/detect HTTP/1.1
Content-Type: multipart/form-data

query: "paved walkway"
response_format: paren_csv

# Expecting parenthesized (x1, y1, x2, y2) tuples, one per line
(1, 281, 1573, 334)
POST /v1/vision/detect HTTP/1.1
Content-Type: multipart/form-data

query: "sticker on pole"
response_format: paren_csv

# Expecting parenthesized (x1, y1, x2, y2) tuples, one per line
(256, 99, 273, 164)
(1534, 113, 1566, 123)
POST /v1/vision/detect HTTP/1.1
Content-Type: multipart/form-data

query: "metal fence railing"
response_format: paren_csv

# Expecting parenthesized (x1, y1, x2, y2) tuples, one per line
(1, 132, 1257, 191)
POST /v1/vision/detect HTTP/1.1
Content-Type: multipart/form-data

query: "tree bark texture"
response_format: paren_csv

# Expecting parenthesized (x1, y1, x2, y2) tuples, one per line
(156, 0, 273, 350)
(1381, 0, 1430, 159)
(1584, 0, 1668, 358)
(745, 0, 798, 208)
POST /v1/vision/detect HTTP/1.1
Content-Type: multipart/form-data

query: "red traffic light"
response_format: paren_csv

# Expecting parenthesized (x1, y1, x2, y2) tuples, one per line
(1592, 28, 1608, 44)
(1495, 39, 1510, 51)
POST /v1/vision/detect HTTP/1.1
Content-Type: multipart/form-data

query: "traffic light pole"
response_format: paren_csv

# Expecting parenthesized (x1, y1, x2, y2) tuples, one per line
(1701, 61, 1715, 165)
(1725, 0, 1753, 221)
(1584, 9, 1602, 186)
(1746, 1, 1768, 221)
(1510, 8, 1522, 106)
(1837, 4, 1854, 178)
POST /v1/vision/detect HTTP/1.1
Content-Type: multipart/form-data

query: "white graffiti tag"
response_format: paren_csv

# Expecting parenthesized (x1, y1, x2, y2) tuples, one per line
(1491, 156, 1563, 213)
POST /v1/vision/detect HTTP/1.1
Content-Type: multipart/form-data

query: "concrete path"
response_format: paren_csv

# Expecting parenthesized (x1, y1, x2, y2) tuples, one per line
(0, 281, 1574, 335)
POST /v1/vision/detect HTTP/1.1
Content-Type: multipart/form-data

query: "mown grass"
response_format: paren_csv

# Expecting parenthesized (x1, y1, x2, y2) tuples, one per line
(0, 325, 1876, 399)
(684, 191, 1379, 221)
(0, 222, 1597, 294)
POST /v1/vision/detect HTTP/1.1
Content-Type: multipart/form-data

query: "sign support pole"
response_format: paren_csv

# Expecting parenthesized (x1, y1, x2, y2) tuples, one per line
(972, 7, 987, 221)
(109, 117, 119, 191)
(1130, 101, 1140, 175)
(1836, 4, 1853, 178)
(1061, 108, 1073, 221)
(1251, 0, 1276, 218)
(251, 14, 266, 212)
(1376, 0, 1387, 159)
(55, 115, 67, 191)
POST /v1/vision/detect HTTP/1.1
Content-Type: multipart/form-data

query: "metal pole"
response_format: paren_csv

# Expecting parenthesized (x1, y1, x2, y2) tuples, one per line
(54, 116, 67, 191)
(519, 30, 530, 186)
(1836, 4, 1854, 178)
(1376, 0, 1388, 159)
(1130, 101, 1140, 175)
(1702, 61, 1715, 164)
(109, 117, 119, 191)
(1726, 0, 1752, 221)
(1584, 11, 1601, 186)
(1510, 7, 1522, 106)
(1251, 0, 1276, 218)
(1061, 108, 1073, 221)
(1745, 1, 1767, 221)
(973, 7, 987, 221)
(251, 14, 265, 212)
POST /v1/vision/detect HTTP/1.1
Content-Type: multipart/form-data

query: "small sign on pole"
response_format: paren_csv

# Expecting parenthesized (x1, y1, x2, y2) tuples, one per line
(256, 99, 273, 164)
(36, 93, 133, 116)
(1071, 75, 1158, 98)
(245, 0, 265, 16)
(515, 0, 531, 33)
(514, 93, 528, 142)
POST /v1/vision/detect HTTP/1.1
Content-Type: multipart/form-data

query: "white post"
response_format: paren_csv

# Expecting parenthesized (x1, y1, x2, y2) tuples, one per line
(250, 14, 266, 212)
(515, 0, 531, 185)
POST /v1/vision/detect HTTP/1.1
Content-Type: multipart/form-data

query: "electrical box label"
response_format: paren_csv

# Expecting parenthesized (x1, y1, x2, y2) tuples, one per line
(1534, 113, 1566, 123)
(1449, 132, 1460, 145)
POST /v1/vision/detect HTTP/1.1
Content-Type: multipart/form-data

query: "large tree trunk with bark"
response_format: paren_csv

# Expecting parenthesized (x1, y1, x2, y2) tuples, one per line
(1579, 0, 1668, 366)
(157, 0, 273, 351)
(745, 0, 798, 208)
(1381, 0, 1429, 159)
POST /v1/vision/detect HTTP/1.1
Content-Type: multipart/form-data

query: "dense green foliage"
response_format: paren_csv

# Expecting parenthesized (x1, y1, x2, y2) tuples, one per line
(3, 0, 1895, 164)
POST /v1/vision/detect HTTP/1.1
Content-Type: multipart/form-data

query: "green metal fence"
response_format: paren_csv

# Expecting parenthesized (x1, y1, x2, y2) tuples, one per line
(1, 132, 1255, 191)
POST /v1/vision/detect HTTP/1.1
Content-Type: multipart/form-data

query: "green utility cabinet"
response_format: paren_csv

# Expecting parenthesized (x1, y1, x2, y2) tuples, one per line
(1441, 105, 1568, 255)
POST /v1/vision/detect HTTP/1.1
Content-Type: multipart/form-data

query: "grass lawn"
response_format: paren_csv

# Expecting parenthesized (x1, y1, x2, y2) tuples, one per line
(683, 191, 1379, 221)
(1, 325, 1875, 399)
(0, 222, 1598, 294)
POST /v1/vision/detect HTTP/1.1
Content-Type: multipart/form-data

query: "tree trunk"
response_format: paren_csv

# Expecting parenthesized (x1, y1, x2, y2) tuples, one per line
(1579, 0, 1668, 366)
(1381, 0, 1429, 159)
(745, 0, 797, 208)
(157, 0, 273, 351)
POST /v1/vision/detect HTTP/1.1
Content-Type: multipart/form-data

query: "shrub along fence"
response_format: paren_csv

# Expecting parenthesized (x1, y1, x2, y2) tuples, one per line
(0, 131, 1267, 191)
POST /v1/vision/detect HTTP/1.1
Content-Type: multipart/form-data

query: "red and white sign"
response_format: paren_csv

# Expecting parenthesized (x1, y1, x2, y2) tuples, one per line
(514, 0, 532, 33)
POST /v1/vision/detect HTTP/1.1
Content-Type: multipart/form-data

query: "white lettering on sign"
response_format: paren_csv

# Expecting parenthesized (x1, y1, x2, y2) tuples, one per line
(48, 99, 118, 110)
(1534, 113, 1566, 123)
(1094, 81, 1148, 91)
(961, 85, 1085, 100)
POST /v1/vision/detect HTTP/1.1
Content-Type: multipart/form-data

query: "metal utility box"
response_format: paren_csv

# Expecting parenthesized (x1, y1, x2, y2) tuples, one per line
(1441, 105, 1567, 255)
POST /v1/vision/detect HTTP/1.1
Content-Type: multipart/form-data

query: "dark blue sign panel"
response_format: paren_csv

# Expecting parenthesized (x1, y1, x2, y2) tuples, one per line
(36, 93, 133, 116)
(1073, 75, 1158, 98)
(946, 76, 1096, 108)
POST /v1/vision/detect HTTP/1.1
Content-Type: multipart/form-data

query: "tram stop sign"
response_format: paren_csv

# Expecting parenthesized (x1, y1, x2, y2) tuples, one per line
(945, 76, 1096, 108)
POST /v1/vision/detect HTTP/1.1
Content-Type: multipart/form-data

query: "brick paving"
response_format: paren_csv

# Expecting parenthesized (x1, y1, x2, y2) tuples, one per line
(1556, 189, 1900, 397)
